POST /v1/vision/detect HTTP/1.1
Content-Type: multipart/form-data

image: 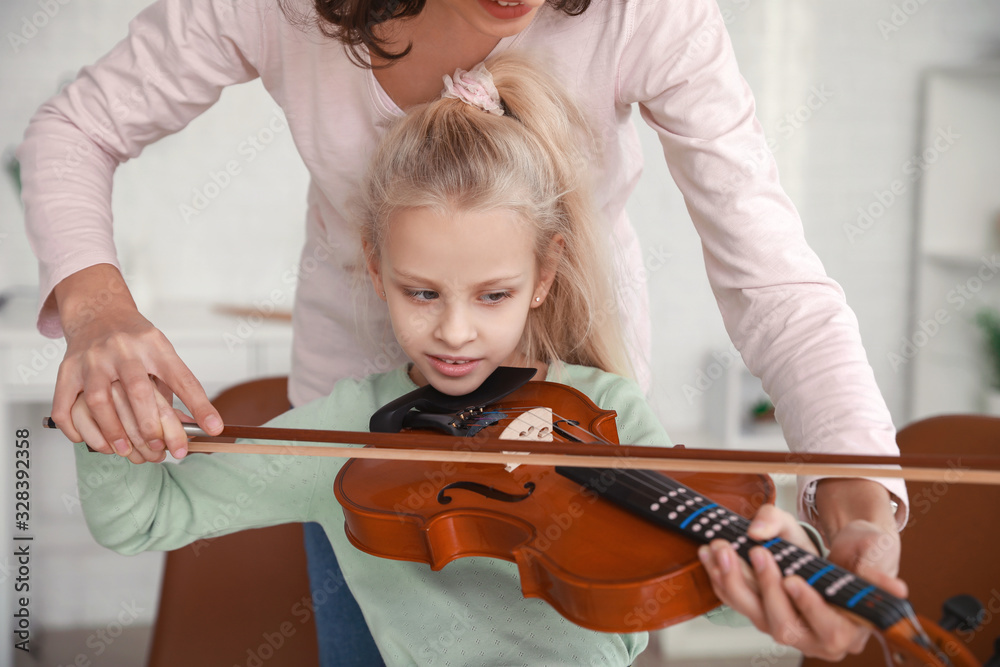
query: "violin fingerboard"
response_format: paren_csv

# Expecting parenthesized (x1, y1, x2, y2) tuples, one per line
(555, 466, 911, 631)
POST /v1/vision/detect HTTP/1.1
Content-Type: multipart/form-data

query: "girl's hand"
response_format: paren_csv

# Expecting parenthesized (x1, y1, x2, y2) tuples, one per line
(71, 379, 191, 464)
(697, 504, 908, 661)
(51, 265, 223, 460)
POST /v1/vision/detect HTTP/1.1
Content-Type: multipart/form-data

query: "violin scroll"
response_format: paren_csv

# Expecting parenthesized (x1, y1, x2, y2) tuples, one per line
(881, 612, 981, 667)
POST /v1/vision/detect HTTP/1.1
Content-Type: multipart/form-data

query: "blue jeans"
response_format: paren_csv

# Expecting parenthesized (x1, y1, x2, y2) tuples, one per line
(303, 522, 386, 666)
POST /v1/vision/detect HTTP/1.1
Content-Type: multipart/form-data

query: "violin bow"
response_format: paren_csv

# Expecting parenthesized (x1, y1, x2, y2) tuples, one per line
(42, 414, 1000, 484)
(189, 422, 1000, 484)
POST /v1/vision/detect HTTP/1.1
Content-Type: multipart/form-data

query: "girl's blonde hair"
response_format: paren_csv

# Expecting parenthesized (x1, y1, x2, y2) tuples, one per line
(359, 52, 630, 378)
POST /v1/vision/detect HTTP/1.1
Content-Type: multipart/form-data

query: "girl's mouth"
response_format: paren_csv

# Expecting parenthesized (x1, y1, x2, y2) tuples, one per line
(428, 355, 481, 378)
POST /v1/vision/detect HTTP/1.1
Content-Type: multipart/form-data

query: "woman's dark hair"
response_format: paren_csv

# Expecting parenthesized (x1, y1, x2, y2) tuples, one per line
(280, 0, 592, 68)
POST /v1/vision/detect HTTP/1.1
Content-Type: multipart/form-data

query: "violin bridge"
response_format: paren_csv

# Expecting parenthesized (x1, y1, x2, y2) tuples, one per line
(500, 407, 553, 472)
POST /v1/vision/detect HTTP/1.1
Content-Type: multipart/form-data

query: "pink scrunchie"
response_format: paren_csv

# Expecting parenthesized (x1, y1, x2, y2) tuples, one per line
(441, 62, 505, 116)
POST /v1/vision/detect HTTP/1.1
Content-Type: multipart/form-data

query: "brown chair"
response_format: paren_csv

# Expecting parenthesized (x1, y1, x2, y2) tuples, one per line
(801, 414, 1000, 666)
(147, 376, 319, 667)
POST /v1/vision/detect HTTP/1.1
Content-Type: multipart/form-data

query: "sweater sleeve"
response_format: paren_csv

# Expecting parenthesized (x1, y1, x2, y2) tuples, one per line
(74, 393, 331, 555)
(616, 0, 907, 526)
(16, 0, 266, 337)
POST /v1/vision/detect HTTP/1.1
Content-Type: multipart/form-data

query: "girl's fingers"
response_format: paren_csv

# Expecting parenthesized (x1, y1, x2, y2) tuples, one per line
(81, 374, 132, 457)
(747, 505, 814, 551)
(70, 394, 113, 455)
(155, 391, 190, 458)
(784, 577, 868, 660)
(699, 541, 767, 630)
(751, 547, 814, 647)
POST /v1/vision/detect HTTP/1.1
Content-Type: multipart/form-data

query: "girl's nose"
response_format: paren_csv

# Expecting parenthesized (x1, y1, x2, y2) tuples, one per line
(434, 304, 477, 348)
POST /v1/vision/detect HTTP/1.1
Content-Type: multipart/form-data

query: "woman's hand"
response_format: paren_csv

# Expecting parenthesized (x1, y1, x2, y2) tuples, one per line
(71, 379, 192, 464)
(698, 504, 907, 661)
(51, 265, 223, 460)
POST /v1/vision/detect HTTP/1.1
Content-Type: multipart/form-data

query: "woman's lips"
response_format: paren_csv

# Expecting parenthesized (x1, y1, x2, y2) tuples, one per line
(476, 0, 534, 20)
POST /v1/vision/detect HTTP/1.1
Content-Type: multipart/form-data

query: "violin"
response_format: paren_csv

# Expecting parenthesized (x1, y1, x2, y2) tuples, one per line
(44, 368, 990, 665)
(330, 368, 980, 667)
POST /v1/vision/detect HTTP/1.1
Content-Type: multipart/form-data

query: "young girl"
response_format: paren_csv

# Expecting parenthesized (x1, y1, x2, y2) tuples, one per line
(70, 53, 881, 666)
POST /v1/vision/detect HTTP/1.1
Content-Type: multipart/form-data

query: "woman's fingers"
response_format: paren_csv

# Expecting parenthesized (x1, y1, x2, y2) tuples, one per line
(52, 362, 86, 443)
(160, 359, 223, 443)
(51, 308, 214, 460)
(118, 362, 167, 448)
(110, 381, 166, 463)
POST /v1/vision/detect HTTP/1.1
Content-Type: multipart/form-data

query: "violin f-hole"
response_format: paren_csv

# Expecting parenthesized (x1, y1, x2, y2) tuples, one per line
(437, 481, 536, 505)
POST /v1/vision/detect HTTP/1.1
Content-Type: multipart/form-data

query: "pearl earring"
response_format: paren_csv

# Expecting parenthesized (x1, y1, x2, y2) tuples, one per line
(534, 296, 541, 302)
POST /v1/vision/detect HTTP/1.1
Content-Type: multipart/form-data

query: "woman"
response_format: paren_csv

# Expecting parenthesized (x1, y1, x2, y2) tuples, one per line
(18, 0, 906, 663)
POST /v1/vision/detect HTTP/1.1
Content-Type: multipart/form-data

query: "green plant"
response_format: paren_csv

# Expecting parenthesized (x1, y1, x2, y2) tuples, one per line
(750, 397, 775, 421)
(975, 308, 1000, 389)
(3, 148, 20, 195)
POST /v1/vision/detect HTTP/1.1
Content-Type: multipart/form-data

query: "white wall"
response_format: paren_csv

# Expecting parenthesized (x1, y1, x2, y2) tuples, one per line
(0, 0, 309, 309)
(633, 0, 1000, 432)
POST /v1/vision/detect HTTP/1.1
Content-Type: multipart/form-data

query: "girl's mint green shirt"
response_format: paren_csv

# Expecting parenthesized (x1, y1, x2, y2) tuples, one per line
(75, 364, 673, 666)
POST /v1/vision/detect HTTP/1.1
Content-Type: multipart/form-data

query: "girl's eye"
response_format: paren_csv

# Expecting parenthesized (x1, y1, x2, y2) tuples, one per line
(404, 289, 438, 301)
(480, 291, 511, 305)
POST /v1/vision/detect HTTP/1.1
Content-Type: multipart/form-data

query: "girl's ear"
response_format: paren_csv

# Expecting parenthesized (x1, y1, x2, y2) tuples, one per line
(532, 234, 565, 307)
(363, 240, 386, 301)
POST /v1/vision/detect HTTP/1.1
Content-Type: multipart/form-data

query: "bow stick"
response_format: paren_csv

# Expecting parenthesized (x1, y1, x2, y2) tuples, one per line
(43, 417, 1000, 483)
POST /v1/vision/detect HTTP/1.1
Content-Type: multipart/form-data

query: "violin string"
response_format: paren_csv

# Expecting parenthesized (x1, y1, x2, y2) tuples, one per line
(491, 407, 904, 622)
(607, 467, 904, 623)
(525, 407, 904, 624)
(531, 410, 904, 620)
